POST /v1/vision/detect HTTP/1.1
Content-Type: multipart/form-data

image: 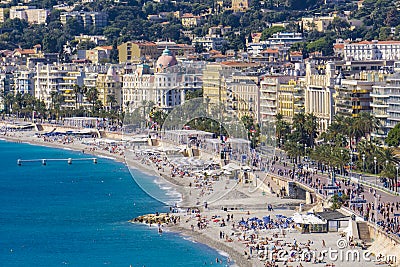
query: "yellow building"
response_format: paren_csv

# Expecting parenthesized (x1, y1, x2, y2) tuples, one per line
(277, 79, 304, 123)
(202, 63, 228, 104)
(181, 13, 202, 28)
(231, 0, 251, 12)
(0, 8, 6, 23)
(228, 74, 260, 122)
(118, 41, 159, 63)
(96, 66, 122, 109)
(301, 15, 338, 32)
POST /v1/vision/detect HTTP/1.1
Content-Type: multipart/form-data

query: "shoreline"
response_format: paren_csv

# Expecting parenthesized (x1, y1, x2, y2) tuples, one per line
(0, 132, 245, 266)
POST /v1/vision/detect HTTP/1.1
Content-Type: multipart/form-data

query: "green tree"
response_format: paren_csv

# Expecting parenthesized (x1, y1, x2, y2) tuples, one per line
(386, 123, 400, 147)
(260, 26, 285, 41)
(275, 113, 290, 145)
(86, 88, 99, 114)
(328, 17, 350, 35)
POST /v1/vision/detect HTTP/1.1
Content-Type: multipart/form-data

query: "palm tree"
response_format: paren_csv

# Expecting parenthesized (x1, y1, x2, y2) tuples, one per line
(376, 147, 399, 190)
(50, 91, 65, 120)
(86, 88, 99, 114)
(73, 85, 87, 109)
(275, 113, 290, 145)
(106, 94, 117, 110)
(4, 92, 14, 116)
(358, 112, 380, 140)
(304, 113, 318, 148)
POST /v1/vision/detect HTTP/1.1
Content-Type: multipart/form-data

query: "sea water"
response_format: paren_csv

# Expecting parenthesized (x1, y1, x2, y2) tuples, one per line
(0, 140, 229, 266)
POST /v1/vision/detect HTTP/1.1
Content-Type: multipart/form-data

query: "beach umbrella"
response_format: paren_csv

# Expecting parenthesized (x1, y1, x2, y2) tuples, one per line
(263, 216, 271, 224)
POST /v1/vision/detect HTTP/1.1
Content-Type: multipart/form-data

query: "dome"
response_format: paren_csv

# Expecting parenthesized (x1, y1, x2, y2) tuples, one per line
(156, 47, 178, 71)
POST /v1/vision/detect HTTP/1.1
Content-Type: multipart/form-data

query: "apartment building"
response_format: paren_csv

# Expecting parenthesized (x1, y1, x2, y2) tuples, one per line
(304, 61, 336, 132)
(344, 40, 400, 61)
(118, 41, 159, 63)
(10, 6, 49, 24)
(60, 11, 108, 29)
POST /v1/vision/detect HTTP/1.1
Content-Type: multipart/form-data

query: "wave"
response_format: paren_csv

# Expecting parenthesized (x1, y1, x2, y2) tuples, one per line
(182, 236, 197, 243)
(217, 249, 230, 258)
(97, 155, 116, 160)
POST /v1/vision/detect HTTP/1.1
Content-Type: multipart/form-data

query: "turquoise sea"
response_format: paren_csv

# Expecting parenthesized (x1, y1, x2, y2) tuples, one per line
(0, 140, 229, 266)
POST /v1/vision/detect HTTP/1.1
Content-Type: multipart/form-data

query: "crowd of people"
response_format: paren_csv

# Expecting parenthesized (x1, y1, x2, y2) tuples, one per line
(271, 157, 400, 241)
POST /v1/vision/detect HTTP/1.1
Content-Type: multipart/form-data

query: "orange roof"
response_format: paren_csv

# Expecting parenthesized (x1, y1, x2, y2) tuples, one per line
(208, 49, 221, 55)
(352, 41, 400, 45)
(220, 61, 260, 67)
(137, 42, 157, 46)
(334, 44, 344, 49)
(290, 51, 302, 56)
(376, 41, 400, 44)
(14, 48, 36, 55)
(182, 13, 199, 18)
(211, 54, 226, 58)
(99, 45, 113, 50)
(262, 49, 278, 54)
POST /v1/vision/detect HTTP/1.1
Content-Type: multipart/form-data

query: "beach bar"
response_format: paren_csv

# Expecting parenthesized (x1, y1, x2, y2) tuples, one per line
(162, 130, 214, 145)
(292, 213, 327, 233)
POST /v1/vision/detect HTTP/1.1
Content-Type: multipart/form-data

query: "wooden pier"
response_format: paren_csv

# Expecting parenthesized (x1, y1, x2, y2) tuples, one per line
(17, 158, 97, 165)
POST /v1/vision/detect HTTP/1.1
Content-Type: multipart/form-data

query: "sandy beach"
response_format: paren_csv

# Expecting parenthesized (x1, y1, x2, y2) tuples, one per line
(0, 126, 392, 267)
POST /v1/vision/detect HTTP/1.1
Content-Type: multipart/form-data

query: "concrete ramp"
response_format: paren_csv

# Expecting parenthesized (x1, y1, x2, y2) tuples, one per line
(357, 221, 371, 241)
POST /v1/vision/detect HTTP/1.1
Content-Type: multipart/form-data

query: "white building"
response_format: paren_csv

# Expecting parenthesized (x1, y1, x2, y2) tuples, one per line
(264, 32, 303, 48)
(10, 6, 49, 24)
(344, 40, 400, 61)
(304, 62, 336, 132)
(122, 48, 202, 111)
(34, 64, 67, 108)
(14, 70, 34, 95)
(192, 36, 227, 51)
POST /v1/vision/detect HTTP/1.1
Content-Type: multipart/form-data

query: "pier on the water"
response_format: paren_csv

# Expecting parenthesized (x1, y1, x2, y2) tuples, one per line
(17, 158, 97, 165)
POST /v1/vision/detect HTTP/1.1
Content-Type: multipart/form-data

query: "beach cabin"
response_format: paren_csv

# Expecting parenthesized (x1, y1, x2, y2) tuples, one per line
(292, 213, 327, 233)
(162, 130, 214, 146)
(316, 210, 351, 232)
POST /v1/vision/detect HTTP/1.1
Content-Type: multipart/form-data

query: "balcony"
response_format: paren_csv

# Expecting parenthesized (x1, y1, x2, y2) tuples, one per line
(370, 93, 389, 98)
(374, 113, 388, 118)
(371, 103, 389, 108)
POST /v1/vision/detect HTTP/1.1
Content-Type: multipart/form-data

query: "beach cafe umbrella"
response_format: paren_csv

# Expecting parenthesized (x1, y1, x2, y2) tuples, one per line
(263, 216, 271, 224)
(222, 163, 241, 171)
(239, 220, 247, 226)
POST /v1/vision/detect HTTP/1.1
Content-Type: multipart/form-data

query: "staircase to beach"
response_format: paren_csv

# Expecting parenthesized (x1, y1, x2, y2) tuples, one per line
(357, 221, 371, 241)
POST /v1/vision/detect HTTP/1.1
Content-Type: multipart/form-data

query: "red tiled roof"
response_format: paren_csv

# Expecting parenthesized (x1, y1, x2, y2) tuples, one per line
(262, 49, 278, 54)
(99, 46, 113, 50)
(290, 51, 303, 56)
(14, 48, 36, 55)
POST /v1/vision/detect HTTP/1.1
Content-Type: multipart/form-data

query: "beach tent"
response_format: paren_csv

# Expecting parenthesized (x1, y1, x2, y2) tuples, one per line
(222, 163, 241, 171)
(292, 213, 327, 233)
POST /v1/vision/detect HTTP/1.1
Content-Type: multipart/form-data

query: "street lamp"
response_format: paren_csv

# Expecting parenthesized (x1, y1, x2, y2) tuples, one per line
(362, 153, 366, 181)
(374, 156, 377, 185)
(396, 164, 399, 193)
(304, 144, 307, 159)
(341, 149, 344, 175)
(350, 150, 353, 179)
